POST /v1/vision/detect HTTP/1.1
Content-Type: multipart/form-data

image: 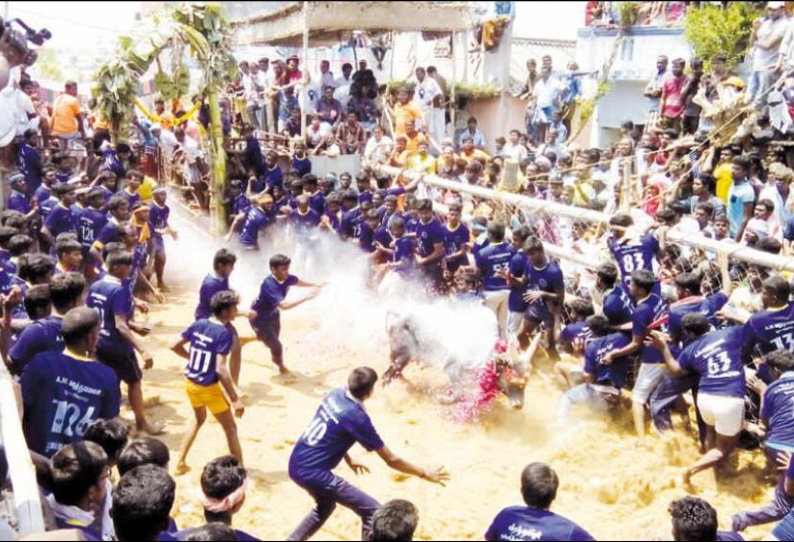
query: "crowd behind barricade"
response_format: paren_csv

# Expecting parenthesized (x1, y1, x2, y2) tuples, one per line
(7, 1, 794, 540)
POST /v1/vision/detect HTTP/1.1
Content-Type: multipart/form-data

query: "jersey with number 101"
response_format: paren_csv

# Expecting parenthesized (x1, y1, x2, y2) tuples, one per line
(744, 302, 794, 358)
(608, 235, 659, 288)
(181, 319, 233, 386)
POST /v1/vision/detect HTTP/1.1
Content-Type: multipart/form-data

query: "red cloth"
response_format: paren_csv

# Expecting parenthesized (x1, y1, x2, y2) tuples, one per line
(662, 76, 687, 119)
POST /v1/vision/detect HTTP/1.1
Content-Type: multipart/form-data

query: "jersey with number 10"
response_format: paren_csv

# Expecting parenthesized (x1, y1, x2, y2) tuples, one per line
(181, 319, 233, 386)
(744, 302, 794, 357)
(608, 235, 659, 288)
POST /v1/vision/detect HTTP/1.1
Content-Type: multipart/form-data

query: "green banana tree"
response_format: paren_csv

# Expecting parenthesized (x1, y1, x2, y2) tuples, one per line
(93, 3, 238, 233)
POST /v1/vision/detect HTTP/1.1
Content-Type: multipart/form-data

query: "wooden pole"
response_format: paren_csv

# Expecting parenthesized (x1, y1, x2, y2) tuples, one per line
(300, 1, 309, 141)
(208, 90, 227, 235)
(373, 164, 794, 273)
(0, 361, 44, 535)
(450, 31, 456, 139)
(497, 20, 513, 147)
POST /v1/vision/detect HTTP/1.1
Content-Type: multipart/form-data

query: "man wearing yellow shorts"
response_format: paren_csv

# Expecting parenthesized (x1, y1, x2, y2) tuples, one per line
(171, 290, 245, 474)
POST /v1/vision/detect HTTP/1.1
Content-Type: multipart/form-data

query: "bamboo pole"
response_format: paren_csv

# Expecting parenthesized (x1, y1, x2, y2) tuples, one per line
(300, 1, 309, 142)
(373, 165, 794, 273)
(207, 90, 227, 235)
(0, 361, 44, 535)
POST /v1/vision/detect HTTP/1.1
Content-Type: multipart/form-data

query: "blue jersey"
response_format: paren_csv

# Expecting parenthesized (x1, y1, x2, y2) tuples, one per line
(290, 209, 321, 234)
(21, 350, 120, 457)
(525, 261, 565, 308)
(77, 208, 107, 250)
(508, 253, 529, 313)
(358, 221, 376, 253)
(443, 224, 470, 274)
(392, 236, 417, 278)
(39, 196, 58, 220)
(744, 302, 794, 358)
(87, 275, 133, 340)
(414, 218, 445, 259)
(149, 203, 170, 237)
(292, 154, 312, 177)
(584, 333, 632, 388)
(373, 227, 392, 251)
(119, 190, 140, 210)
(560, 321, 592, 350)
(668, 295, 724, 345)
(678, 326, 745, 398)
(93, 220, 121, 250)
(475, 242, 516, 292)
(263, 165, 284, 191)
(762, 373, 794, 450)
(34, 185, 52, 206)
(7, 191, 31, 214)
(9, 315, 64, 375)
(340, 208, 362, 240)
(485, 506, 595, 542)
(196, 274, 229, 321)
(18, 142, 42, 193)
(44, 204, 77, 239)
(308, 192, 325, 216)
(251, 274, 299, 325)
(324, 211, 341, 233)
(602, 286, 633, 326)
(358, 190, 373, 206)
(238, 207, 271, 248)
(181, 319, 233, 386)
(233, 194, 250, 217)
(608, 234, 659, 289)
(289, 387, 385, 485)
(633, 294, 668, 364)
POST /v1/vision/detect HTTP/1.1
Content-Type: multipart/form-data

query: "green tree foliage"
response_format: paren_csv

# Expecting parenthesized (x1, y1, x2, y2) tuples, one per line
(684, 2, 763, 69)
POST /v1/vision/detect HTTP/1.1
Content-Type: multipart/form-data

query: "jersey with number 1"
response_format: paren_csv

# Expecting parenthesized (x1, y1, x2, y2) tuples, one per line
(608, 235, 659, 288)
(744, 302, 794, 357)
(21, 351, 120, 457)
(181, 319, 233, 386)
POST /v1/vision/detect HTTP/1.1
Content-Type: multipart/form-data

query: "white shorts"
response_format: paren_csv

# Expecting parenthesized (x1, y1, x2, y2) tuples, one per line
(697, 393, 744, 436)
(507, 311, 524, 336)
(632, 364, 668, 404)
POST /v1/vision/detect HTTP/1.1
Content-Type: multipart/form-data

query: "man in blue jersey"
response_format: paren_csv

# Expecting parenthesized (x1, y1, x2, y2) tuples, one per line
(442, 203, 471, 278)
(46, 442, 111, 540)
(668, 273, 724, 347)
(732, 351, 794, 532)
(90, 195, 130, 264)
(557, 315, 631, 423)
(9, 272, 85, 375)
(414, 199, 446, 292)
(78, 189, 108, 272)
(604, 269, 668, 441)
(288, 367, 448, 541)
(743, 275, 794, 362)
(21, 307, 120, 457)
(172, 291, 245, 475)
(250, 254, 324, 375)
(503, 226, 532, 338)
(149, 187, 177, 291)
(517, 237, 565, 359)
(649, 313, 745, 483)
(669, 497, 744, 542)
(87, 250, 161, 436)
(607, 213, 665, 292)
(229, 194, 274, 250)
(42, 183, 78, 250)
(476, 221, 516, 338)
(595, 263, 633, 327)
(485, 462, 594, 541)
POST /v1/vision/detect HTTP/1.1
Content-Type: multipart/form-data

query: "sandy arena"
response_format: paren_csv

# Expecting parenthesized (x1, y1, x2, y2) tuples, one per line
(130, 212, 776, 541)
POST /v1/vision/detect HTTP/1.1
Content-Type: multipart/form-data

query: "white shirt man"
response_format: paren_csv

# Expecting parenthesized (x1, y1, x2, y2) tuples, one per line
(364, 132, 394, 165)
(413, 71, 443, 141)
(158, 128, 179, 160)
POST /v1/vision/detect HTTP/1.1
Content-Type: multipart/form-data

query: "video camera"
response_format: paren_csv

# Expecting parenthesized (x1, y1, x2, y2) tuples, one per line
(0, 16, 51, 91)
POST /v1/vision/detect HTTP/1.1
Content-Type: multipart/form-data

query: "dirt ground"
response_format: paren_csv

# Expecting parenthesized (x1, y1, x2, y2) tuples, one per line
(130, 215, 777, 541)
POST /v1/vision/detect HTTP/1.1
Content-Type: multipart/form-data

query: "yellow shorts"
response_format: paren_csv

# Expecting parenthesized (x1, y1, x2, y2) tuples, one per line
(185, 380, 229, 416)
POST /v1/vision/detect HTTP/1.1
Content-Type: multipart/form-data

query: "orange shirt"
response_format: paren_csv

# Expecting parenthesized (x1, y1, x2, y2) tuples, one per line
(394, 102, 423, 136)
(460, 148, 490, 164)
(51, 94, 81, 136)
(404, 131, 427, 156)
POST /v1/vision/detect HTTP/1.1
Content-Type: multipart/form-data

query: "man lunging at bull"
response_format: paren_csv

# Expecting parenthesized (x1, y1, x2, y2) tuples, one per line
(249, 254, 325, 375)
(287, 367, 449, 541)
